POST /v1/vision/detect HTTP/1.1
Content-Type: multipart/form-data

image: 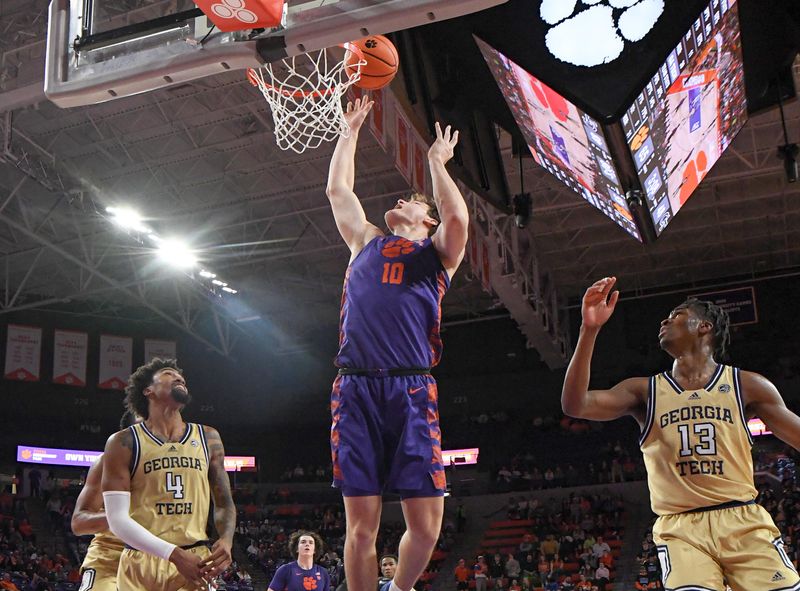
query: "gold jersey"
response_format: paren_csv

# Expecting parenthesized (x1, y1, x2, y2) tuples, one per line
(639, 364, 757, 516)
(128, 422, 210, 546)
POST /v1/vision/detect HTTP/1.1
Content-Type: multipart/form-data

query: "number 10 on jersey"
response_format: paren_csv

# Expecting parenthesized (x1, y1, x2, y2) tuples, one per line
(382, 262, 404, 285)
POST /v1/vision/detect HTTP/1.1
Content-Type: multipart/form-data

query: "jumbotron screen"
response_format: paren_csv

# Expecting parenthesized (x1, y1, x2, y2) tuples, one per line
(476, 37, 642, 241)
(621, 0, 747, 235)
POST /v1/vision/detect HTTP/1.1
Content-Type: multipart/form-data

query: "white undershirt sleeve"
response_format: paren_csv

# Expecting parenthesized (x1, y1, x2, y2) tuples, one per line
(103, 491, 177, 561)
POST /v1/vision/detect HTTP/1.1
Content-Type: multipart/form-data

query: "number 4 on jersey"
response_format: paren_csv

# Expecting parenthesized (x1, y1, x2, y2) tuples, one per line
(165, 472, 185, 499)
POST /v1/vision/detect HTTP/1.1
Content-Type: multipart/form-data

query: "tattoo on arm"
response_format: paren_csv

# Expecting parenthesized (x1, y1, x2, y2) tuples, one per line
(205, 427, 236, 542)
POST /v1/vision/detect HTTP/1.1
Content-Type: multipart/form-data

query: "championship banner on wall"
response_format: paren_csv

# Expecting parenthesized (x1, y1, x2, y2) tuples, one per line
(53, 330, 88, 387)
(4, 324, 41, 382)
(98, 335, 132, 390)
(395, 103, 413, 184)
(144, 339, 177, 362)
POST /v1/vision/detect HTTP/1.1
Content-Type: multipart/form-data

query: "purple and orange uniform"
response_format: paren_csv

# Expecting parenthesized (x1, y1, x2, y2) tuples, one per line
(331, 234, 449, 497)
(269, 562, 330, 591)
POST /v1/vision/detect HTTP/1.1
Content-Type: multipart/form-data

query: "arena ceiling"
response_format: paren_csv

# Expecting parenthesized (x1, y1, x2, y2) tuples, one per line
(0, 0, 799, 360)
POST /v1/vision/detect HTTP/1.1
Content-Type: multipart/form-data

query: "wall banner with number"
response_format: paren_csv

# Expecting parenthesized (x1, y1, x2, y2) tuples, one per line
(4, 325, 42, 381)
(98, 335, 132, 390)
(53, 330, 88, 386)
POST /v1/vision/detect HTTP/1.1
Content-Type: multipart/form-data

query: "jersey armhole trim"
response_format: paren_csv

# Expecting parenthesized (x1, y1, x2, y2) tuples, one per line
(197, 424, 210, 465)
(128, 425, 141, 476)
(732, 367, 754, 446)
(639, 376, 656, 446)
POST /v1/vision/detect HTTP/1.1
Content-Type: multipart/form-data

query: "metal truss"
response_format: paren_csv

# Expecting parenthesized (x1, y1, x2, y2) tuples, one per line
(464, 183, 571, 368)
(0, 114, 255, 358)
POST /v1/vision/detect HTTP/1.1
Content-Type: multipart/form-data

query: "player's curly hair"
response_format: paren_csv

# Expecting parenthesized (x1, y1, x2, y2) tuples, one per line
(119, 410, 140, 429)
(123, 358, 182, 420)
(288, 530, 324, 561)
(409, 192, 440, 236)
(680, 297, 731, 361)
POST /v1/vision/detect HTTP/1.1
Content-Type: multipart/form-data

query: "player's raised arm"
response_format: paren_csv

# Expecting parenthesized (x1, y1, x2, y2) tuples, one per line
(326, 97, 383, 254)
(71, 457, 107, 536)
(742, 371, 800, 450)
(200, 426, 235, 576)
(429, 122, 468, 275)
(561, 277, 648, 421)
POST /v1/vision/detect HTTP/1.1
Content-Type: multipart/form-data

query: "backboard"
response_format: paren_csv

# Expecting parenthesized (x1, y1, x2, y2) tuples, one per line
(45, 0, 507, 108)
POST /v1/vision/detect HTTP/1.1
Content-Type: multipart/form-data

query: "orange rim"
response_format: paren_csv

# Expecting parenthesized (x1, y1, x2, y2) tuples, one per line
(247, 42, 366, 99)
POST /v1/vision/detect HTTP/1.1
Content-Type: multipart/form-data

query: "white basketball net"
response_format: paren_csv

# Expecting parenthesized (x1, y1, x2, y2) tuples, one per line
(248, 45, 365, 154)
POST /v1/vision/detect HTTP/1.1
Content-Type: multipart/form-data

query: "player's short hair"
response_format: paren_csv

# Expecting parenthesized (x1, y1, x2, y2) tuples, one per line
(289, 530, 324, 561)
(409, 192, 440, 235)
(380, 554, 398, 564)
(123, 358, 182, 420)
(678, 297, 731, 361)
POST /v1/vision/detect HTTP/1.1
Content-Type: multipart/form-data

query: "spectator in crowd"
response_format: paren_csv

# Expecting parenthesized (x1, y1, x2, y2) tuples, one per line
(540, 535, 559, 561)
(454, 559, 471, 591)
(595, 563, 610, 589)
(488, 554, 504, 581)
(504, 553, 520, 580)
(474, 556, 489, 591)
(592, 536, 610, 559)
(456, 504, 466, 533)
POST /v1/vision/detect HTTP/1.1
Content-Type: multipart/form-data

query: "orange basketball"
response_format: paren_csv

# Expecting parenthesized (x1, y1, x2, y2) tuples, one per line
(345, 35, 399, 90)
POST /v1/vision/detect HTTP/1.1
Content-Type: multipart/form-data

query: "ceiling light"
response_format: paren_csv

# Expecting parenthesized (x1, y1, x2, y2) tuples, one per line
(211, 279, 227, 286)
(157, 239, 197, 268)
(106, 206, 149, 233)
(199, 270, 216, 279)
(222, 286, 238, 294)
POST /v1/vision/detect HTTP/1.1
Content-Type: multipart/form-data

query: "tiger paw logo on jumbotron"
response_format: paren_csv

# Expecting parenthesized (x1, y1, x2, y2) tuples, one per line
(381, 238, 416, 258)
(541, 0, 665, 67)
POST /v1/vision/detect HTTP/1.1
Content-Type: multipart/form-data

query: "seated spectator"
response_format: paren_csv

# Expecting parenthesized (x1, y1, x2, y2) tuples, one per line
(540, 535, 559, 561)
(592, 536, 610, 559)
(504, 553, 520, 580)
(595, 563, 610, 590)
(575, 574, 592, 591)
(489, 554, 505, 581)
(509, 579, 521, 591)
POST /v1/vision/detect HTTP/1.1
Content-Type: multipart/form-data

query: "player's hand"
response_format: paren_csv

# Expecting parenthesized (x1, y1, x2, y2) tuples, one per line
(581, 277, 619, 329)
(169, 547, 209, 589)
(343, 96, 374, 134)
(428, 122, 459, 165)
(201, 538, 233, 578)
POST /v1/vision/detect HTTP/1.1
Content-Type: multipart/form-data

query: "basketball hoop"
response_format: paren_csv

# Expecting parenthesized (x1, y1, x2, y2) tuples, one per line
(247, 43, 366, 154)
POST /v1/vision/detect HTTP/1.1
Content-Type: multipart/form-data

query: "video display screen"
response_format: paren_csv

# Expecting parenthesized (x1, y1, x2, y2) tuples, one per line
(621, 0, 747, 235)
(476, 37, 642, 241)
(17, 445, 255, 472)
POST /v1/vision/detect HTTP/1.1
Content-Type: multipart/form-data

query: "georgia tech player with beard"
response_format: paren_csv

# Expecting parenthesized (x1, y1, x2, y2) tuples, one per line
(101, 358, 236, 590)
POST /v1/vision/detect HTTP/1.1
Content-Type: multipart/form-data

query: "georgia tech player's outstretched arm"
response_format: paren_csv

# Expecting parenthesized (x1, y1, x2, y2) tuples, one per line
(101, 429, 208, 587)
(71, 456, 107, 535)
(561, 277, 649, 423)
(199, 426, 235, 577)
(741, 371, 800, 450)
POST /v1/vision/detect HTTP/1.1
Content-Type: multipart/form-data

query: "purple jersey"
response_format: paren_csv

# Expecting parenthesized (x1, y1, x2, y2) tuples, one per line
(336, 235, 450, 369)
(269, 562, 330, 591)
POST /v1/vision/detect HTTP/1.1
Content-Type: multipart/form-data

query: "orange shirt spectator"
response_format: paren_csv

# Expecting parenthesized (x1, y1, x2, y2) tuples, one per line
(455, 559, 471, 590)
(0, 574, 20, 591)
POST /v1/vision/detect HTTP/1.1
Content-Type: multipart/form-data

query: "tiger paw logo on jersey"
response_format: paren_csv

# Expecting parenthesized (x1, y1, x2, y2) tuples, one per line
(303, 577, 318, 590)
(381, 238, 417, 258)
